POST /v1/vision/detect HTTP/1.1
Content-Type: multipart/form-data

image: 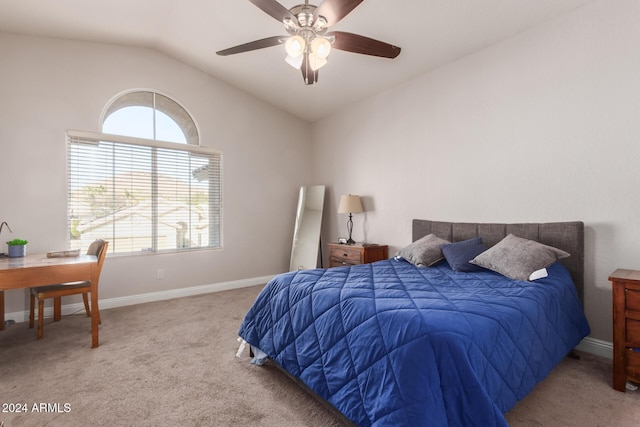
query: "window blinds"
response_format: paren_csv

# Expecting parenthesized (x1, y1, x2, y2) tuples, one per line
(67, 130, 222, 254)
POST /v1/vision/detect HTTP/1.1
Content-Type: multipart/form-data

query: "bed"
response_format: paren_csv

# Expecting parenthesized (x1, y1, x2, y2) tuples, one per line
(238, 220, 591, 426)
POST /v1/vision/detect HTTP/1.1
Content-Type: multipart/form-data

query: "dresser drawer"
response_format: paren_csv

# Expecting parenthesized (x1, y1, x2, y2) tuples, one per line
(627, 318, 640, 346)
(330, 246, 362, 264)
(626, 348, 640, 382)
(627, 289, 640, 311)
(610, 269, 640, 392)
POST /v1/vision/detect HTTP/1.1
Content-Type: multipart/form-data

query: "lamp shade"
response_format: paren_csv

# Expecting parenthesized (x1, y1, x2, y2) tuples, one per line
(308, 54, 328, 71)
(285, 54, 304, 69)
(311, 37, 331, 59)
(285, 35, 306, 57)
(338, 194, 364, 214)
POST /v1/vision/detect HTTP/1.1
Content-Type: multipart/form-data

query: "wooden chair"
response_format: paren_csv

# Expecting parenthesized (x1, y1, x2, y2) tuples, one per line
(0, 290, 4, 331)
(29, 240, 108, 340)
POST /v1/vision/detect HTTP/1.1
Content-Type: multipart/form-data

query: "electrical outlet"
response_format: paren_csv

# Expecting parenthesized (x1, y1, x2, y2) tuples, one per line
(156, 269, 164, 279)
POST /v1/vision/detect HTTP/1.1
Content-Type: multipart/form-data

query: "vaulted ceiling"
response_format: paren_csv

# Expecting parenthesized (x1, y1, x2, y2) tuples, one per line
(0, 0, 595, 121)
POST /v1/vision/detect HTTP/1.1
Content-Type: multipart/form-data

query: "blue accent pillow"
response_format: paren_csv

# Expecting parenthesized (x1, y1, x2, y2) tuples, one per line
(441, 237, 488, 272)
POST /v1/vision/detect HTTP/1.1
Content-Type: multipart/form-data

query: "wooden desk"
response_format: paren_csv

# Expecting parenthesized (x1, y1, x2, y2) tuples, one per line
(0, 253, 100, 347)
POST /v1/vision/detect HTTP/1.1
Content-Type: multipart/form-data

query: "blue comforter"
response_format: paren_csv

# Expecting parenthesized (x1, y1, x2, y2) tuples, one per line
(238, 259, 590, 426)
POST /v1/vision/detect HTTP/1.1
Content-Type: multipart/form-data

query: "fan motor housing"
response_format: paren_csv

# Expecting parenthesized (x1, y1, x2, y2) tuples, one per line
(289, 4, 317, 27)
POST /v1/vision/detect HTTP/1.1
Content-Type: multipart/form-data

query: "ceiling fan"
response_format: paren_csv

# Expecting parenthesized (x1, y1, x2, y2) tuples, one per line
(216, 0, 401, 85)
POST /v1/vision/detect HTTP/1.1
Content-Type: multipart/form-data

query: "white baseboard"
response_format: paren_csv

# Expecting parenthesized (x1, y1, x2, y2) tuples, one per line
(576, 336, 613, 359)
(4, 274, 275, 323)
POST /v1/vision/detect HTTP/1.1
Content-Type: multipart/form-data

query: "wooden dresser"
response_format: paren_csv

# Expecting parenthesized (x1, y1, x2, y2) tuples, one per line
(328, 243, 388, 268)
(610, 268, 640, 391)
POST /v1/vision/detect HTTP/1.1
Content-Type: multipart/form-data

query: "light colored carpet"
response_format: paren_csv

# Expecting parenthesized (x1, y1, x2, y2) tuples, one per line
(0, 284, 638, 426)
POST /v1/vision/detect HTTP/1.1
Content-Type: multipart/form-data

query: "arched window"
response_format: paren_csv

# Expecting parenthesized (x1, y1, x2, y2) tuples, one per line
(67, 90, 222, 255)
(102, 91, 198, 145)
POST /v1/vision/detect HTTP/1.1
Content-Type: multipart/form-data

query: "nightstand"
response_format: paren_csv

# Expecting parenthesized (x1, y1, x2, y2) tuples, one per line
(328, 243, 388, 268)
(609, 268, 640, 392)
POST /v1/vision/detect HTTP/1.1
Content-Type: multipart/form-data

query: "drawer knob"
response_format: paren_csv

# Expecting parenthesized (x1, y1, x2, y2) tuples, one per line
(342, 253, 348, 257)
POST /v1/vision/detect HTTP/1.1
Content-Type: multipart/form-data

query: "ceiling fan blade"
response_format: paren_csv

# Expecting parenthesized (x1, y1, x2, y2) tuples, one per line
(314, 0, 364, 26)
(249, 0, 297, 23)
(328, 31, 401, 59)
(301, 54, 318, 85)
(216, 36, 283, 56)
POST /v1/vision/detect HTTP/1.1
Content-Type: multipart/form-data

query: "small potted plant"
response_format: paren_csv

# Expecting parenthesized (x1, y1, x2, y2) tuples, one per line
(6, 238, 28, 257)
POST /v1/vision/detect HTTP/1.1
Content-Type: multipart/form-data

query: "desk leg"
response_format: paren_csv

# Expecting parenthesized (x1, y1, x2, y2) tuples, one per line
(0, 291, 4, 331)
(91, 281, 99, 348)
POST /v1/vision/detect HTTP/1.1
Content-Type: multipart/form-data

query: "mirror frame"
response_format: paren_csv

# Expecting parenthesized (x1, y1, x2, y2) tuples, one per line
(289, 185, 325, 271)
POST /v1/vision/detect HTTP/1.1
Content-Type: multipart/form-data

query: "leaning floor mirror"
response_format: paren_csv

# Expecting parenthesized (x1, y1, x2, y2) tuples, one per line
(289, 185, 325, 271)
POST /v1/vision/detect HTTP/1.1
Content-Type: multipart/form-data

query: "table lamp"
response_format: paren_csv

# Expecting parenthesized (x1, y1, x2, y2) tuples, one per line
(338, 194, 364, 244)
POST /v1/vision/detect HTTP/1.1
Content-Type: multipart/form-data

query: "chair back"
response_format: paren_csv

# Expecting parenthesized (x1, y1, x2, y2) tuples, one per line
(86, 239, 109, 279)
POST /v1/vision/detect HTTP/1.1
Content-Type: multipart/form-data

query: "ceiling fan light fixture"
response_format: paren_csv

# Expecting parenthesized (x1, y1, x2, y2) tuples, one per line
(311, 37, 331, 59)
(285, 54, 304, 70)
(285, 35, 306, 57)
(308, 53, 328, 71)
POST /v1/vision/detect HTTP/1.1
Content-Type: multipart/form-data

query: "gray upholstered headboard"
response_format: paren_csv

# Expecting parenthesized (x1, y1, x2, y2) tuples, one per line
(412, 220, 585, 304)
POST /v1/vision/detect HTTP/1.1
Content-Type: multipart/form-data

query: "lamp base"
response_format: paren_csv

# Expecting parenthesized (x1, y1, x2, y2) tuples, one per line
(346, 214, 356, 245)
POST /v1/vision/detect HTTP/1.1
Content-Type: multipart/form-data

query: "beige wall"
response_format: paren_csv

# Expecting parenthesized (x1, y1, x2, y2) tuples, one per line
(0, 33, 311, 314)
(311, 0, 640, 343)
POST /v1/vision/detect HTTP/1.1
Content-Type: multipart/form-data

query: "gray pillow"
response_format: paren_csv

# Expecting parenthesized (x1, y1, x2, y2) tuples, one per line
(397, 234, 450, 267)
(470, 234, 569, 281)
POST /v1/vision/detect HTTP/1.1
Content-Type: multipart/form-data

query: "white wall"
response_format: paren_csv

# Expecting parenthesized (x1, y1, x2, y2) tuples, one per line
(311, 0, 640, 343)
(0, 33, 311, 315)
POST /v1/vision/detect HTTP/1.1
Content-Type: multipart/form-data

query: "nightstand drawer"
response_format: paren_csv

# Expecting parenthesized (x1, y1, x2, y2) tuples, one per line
(329, 246, 362, 264)
(627, 289, 640, 311)
(327, 243, 388, 268)
(627, 318, 640, 346)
